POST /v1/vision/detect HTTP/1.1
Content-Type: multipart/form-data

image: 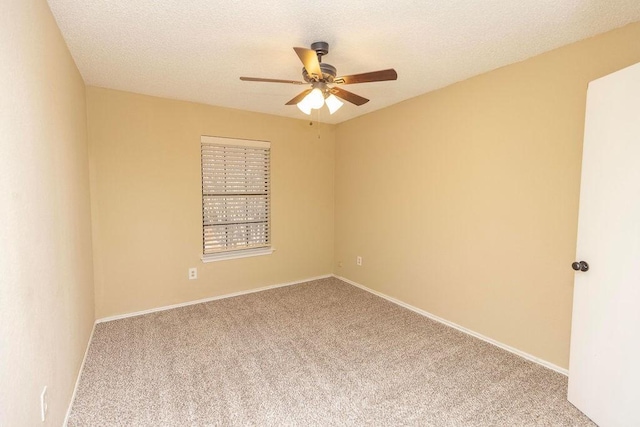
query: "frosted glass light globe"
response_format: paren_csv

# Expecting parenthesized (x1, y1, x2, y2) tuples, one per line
(297, 97, 312, 115)
(325, 94, 343, 115)
(306, 88, 325, 109)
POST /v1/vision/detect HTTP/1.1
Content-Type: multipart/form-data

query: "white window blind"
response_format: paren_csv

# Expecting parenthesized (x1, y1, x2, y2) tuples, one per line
(201, 136, 271, 258)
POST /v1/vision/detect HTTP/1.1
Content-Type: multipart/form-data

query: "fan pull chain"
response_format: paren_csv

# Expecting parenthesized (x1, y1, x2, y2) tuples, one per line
(307, 109, 321, 140)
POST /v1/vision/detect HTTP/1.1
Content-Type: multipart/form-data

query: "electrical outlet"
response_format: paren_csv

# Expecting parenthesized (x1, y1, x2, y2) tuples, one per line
(40, 386, 48, 422)
(188, 268, 197, 280)
(356, 256, 362, 266)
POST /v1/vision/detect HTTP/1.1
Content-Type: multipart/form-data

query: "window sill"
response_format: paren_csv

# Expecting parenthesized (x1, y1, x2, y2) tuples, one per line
(201, 247, 275, 263)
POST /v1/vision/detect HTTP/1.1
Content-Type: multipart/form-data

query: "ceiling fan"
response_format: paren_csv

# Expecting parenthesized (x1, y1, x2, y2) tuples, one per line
(240, 41, 398, 115)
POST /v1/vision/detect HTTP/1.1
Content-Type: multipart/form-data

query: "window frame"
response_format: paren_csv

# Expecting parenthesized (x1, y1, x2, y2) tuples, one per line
(200, 135, 274, 263)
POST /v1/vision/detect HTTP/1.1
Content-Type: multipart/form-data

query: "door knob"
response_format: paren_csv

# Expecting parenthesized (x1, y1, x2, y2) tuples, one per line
(572, 261, 589, 272)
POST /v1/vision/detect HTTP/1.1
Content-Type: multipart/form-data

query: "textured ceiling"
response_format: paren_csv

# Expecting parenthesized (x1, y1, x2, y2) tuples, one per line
(47, 0, 640, 124)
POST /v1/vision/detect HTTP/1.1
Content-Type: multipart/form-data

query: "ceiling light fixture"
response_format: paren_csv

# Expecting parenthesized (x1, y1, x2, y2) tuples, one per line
(296, 82, 344, 115)
(240, 42, 398, 117)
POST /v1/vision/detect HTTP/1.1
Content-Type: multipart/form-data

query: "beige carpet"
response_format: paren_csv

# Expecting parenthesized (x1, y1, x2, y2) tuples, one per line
(68, 277, 593, 426)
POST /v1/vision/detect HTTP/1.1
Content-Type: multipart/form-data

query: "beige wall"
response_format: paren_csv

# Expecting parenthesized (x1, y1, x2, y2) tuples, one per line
(87, 88, 335, 319)
(2, 9, 634, 423)
(334, 22, 640, 369)
(0, 1, 94, 425)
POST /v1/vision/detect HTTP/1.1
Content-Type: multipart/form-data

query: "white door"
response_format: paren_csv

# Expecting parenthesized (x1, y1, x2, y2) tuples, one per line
(568, 62, 640, 426)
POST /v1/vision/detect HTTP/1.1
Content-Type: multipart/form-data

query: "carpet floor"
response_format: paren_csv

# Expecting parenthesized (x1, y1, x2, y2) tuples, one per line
(68, 277, 593, 426)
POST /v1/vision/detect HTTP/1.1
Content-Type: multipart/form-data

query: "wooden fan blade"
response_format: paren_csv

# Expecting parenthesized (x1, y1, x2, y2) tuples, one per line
(330, 87, 369, 106)
(285, 89, 313, 105)
(334, 69, 398, 85)
(293, 47, 322, 80)
(240, 77, 305, 85)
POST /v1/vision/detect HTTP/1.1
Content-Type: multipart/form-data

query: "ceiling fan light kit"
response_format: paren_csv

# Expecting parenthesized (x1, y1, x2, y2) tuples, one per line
(240, 41, 397, 116)
(296, 82, 343, 115)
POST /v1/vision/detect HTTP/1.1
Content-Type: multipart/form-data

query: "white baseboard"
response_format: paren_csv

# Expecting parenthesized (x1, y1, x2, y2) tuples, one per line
(96, 274, 334, 323)
(334, 275, 569, 376)
(64, 321, 96, 426)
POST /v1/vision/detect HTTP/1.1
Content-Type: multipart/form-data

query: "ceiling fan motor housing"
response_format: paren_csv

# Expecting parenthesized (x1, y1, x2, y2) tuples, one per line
(301, 41, 336, 82)
(303, 63, 337, 83)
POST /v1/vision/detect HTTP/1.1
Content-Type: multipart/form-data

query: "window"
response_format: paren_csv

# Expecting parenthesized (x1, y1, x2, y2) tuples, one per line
(201, 136, 272, 262)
